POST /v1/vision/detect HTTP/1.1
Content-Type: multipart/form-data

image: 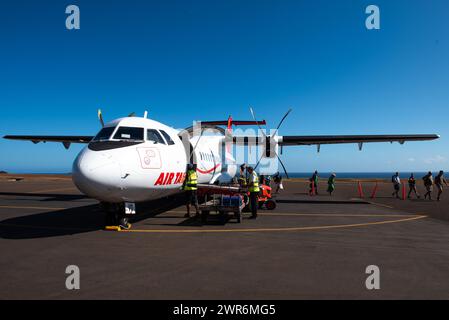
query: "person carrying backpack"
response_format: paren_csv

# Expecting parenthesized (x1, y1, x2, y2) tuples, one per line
(391, 172, 401, 199)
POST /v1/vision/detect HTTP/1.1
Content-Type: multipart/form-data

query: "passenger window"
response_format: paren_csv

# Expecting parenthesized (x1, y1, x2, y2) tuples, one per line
(93, 126, 116, 141)
(160, 130, 175, 145)
(147, 129, 165, 144)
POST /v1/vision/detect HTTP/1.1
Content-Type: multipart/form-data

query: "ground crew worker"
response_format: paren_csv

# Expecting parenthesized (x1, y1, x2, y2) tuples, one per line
(265, 175, 272, 188)
(247, 166, 260, 219)
(422, 171, 434, 200)
(435, 170, 448, 201)
(391, 172, 401, 199)
(327, 173, 336, 196)
(407, 173, 420, 199)
(238, 164, 247, 187)
(182, 163, 199, 218)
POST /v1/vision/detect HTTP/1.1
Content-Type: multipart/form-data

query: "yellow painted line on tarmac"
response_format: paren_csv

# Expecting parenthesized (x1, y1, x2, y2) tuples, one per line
(0, 210, 427, 234)
(368, 202, 394, 209)
(120, 215, 428, 234)
(0, 205, 66, 211)
(257, 212, 418, 218)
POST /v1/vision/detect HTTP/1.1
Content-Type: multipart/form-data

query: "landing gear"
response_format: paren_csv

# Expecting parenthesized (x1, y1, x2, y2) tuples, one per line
(101, 202, 131, 229)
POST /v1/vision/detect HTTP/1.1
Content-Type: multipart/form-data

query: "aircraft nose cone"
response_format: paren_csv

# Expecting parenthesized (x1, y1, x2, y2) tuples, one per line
(72, 148, 122, 201)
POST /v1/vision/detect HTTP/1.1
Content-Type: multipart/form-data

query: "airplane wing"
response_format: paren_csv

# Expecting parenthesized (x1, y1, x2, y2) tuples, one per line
(3, 135, 94, 149)
(278, 134, 440, 150)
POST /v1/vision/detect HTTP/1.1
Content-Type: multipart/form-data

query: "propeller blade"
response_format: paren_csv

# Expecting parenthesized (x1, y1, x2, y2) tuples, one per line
(272, 108, 292, 137)
(249, 106, 267, 138)
(254, 154, 263, 171)
(189, 123, 206, 160)
(276, 152, 289, 179)
(254, 151, 289, 179)
(97, 109, 104, 127)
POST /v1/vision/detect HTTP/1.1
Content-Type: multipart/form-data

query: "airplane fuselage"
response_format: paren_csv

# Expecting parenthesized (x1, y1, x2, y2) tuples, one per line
(72, 117, 236, 203)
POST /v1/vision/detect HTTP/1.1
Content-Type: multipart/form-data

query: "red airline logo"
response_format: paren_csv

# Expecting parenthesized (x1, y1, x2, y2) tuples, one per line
(154, 172, 186, 186)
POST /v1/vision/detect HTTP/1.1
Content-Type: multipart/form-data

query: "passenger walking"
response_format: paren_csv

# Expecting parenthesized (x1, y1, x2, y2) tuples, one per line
(309, 170, 319, 195)
(407, 173, 420, 199)
(435, 170, 448, 201)
(273, 172, 283, 194)
(247, 166, 260, 219)
(391, 172, 401, 199)
(327, 173, 336, 196)
(422, 171, 434, 200)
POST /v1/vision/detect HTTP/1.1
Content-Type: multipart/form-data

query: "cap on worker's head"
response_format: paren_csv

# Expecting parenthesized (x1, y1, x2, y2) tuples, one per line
(187, 163, 194, 170)
(429, 171, 432, 174)
(247, 166, 254, 171)
(440, 170, 444, 174)
(240, 163, 246, 169)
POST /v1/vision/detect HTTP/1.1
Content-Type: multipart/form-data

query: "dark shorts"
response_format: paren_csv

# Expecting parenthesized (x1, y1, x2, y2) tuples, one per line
(394, 184, 400, 191)
(185, 190, 198, 205)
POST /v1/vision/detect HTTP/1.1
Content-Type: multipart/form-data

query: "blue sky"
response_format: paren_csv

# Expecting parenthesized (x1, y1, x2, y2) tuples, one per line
(0, 0, 448, 173)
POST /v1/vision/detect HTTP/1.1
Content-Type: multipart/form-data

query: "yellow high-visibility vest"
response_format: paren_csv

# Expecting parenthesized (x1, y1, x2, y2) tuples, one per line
(248, 172, 260, 192)
(238, 176, 247, 186)
(184, 170, 198, 191)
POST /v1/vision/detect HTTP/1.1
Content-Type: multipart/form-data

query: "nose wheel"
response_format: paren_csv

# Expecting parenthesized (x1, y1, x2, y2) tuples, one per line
(101, 202, 131, 230)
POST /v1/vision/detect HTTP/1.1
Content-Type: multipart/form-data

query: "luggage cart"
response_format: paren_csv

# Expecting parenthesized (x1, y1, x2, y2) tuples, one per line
(199, 194, 245, 224)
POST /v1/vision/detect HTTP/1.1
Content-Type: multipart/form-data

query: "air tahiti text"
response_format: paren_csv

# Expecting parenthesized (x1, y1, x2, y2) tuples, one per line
(154, 172, 186, 186)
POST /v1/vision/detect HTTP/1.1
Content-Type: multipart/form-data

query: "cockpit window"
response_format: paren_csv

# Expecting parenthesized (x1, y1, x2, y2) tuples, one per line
(160, 130, 175, 145)
(113, 127, 144, 141)
(147, 129, 165, 144)
(93, 126, 116, 141)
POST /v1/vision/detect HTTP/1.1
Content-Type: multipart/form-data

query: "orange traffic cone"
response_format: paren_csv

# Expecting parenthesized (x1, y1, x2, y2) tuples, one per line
(358, 181, 364, 198)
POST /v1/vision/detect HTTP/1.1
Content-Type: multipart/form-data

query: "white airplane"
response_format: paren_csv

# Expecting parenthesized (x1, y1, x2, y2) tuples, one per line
(4, 110, 439, 226)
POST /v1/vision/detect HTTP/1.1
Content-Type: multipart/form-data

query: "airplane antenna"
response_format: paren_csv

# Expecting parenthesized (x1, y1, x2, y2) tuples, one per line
(144, 111, 148, 119)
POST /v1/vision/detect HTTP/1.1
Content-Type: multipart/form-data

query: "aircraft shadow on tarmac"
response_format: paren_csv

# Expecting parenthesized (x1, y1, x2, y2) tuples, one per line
(0, 192, 88, 202)
(0, 194, 187, 239)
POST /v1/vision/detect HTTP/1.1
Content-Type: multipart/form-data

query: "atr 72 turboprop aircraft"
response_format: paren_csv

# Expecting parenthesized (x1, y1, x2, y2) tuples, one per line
(4, 109, 439, 225)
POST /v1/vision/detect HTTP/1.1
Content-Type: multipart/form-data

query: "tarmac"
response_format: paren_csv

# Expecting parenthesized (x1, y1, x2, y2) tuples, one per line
(1, 174, 449, 299)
